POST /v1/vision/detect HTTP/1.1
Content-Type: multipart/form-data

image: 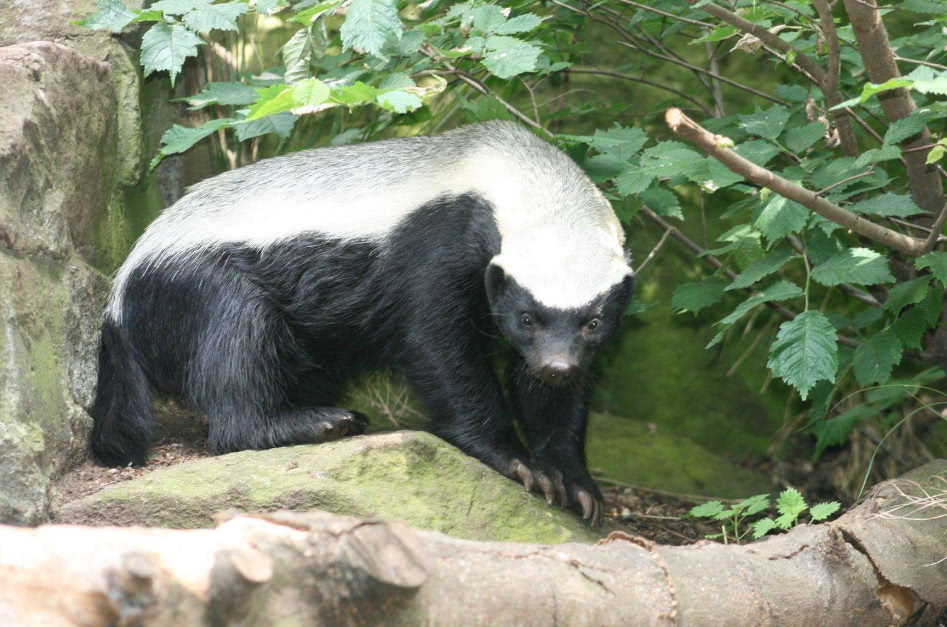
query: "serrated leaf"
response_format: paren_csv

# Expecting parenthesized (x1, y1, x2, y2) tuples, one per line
(892, 306, 928, 350)
(472, 4, 507, 33)
(256, 0, 289, 14)
(776, 487, 807, 518)
(671, 277, 727, 315)
(340, 0, 403, 59)
(809, 502, 840, 521)
(330, 81, 378, 105)
(768, 311, 838, 400)
(811, 248, 895, 287)
(849, 193, 925, 218)
(282, 26, 314, 84)
(735, 140, 781, 166)
(783, 121, 826, 153)
(376, 90, 423, 113)
(812, 405, 872, 459)
(853, 331, 903, 386)
(738, 106, 790, 140)
(884, 111, 936, 145)
(727, 248, 796, 291)
(75, 0, 136, 32)
(246, 78, 331, 120)
(140, 22, 204, 87)
(852, 144, 902, 168)
(739, 494, 771, 516)
(482, 36, 541, 79)
(719, 280, 803, 326)
(916, 251, 947, 284)
(639, 186, 682, 220)
(149, 0, 207, 13)
(563, 126, 648, 160)
(182, 1, 246, 31)
(378, 73, 416, 90)
(234, 112, 297, 141)
(928, 143, 947, 165)
(751, 518, 778, 539)
(754, 195, 809, 244)
(181, 81, 259, 108)
(884, 277, 931, 313)
(688, 500, 724, 518)
(615, 166, 655, 196)
(496, 13, 543, 34)
(151, 117, 235, 169)
(290, 0, 342, 24)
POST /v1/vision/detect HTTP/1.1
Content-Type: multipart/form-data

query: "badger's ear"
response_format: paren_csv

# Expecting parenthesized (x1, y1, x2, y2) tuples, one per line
(484, 261, 507, 307)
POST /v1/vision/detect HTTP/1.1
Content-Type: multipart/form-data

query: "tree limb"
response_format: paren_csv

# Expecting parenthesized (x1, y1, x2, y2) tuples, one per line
(842, 0, 944, 215)
(2, 461, 944, 625)
(664, 108, 930, 257)
(812, 0, 860, 156)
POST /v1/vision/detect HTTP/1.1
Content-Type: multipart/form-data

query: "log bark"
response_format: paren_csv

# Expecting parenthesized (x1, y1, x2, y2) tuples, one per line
(1, 461, 945, 625)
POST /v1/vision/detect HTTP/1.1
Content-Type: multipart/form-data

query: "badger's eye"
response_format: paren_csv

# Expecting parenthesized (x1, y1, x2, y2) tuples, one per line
(586, 318, 601, 331)
(519, 313, 534, 328)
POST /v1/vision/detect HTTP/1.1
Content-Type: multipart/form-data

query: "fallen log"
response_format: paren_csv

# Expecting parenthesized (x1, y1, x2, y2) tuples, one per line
(1, 461, 944, 626)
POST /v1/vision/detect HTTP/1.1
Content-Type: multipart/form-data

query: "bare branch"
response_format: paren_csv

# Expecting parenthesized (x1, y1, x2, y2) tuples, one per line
(894, 55, 947, 72)
(665, 108, 929, 257)
(634, 226, 673, 275)
(614, 0, 713, 27)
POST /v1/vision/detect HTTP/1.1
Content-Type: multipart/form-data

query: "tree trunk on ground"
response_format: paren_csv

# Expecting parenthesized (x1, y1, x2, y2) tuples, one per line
(1, 461, 945, 626)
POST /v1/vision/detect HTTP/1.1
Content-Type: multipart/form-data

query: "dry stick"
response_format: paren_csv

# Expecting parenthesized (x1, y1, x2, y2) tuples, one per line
(567, 67, 714, 116)
(634, 227, 673, 275)
(894, 55, 947, 72)
(664, 108, 931, 257)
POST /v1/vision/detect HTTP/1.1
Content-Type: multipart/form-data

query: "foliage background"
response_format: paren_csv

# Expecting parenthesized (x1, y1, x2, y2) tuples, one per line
(81, 0, 947, 501)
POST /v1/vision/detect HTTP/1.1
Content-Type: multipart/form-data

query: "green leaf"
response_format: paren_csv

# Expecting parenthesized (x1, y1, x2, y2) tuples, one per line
(754, 195, 809, 244)
(892, 306, 928, 350)
(246, 78, 331, 120)
(256, 0, 289, 14)
(739, 494, 771, 516)
(638, 141, 704, 179)
(688, 500, 724, 518)
(719, 280, 803, 327)
(615, 166, 654, 196)
(916, 251, 947, 284)
(811, 248, 895, 287)
(775, 487, 807, 528)
(495, 13, 543, 34)
(783, 121, 825, 153)
(140, 22, 204, 87)
(639, 186, 682, 220)
(738, 106, 790, 140)
(852, 144, 902, 168)
(340, 0, 402, 59)
(904, 0, 947, 12)
(835, 78, 915, 108)
(282, 25, 315, 84)
(182, 1, 246, 31)
(735, 140, 781, 167)
(482, 36, 542, 79)
(812, 405, 872, 459)
(74, 0, 136, 32)
(180, 81, 259, 108)
(853, 331, 903, 386)
(809, 502, 840, 522)
(376, 90, 423, 113)
(472, 4, 507, 33)
(884, 277, 931, 313)
(726, 248, 796, 291)
(849, 193, 925, 218)
(233, 112, 297, 141)
(767, 311, 838, 400)
(151, 117, 235, 169)
(561, 126, 648, 160)
(671, 277, 728, 315)
(149, 0, 206, 13)
(884, 111, 936, 145)
(330, 81, 378, 105)
(290, 1, 342, 24)
(927, 142, 947, 165)
(751, 518, 777, 539)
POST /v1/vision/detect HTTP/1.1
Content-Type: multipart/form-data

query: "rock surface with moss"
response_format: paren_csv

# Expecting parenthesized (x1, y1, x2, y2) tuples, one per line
(56, 431, 602, 544)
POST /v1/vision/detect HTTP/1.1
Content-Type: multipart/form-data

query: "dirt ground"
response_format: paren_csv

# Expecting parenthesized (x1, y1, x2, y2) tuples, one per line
(54, 406, 718, 545)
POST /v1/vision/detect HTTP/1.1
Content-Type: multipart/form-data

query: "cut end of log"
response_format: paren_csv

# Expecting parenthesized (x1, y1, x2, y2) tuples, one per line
(665, 108, 684, 131)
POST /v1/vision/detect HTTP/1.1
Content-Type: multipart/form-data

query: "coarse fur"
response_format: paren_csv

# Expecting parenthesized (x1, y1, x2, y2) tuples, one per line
(91, 121, 634, 525)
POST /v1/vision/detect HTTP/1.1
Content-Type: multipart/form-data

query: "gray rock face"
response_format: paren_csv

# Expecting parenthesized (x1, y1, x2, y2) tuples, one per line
(57, 431, 603, 544)
(0, 42, 114, 524)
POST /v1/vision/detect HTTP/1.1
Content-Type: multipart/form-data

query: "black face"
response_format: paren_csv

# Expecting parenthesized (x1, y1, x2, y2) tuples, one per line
(485, 263, 634, 387)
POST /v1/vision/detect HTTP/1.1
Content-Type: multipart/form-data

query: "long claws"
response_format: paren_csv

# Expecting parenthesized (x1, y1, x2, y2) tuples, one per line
(577, 490, 593, 521)
(512, 460, 534, 493)
(538, 473, 555, 504)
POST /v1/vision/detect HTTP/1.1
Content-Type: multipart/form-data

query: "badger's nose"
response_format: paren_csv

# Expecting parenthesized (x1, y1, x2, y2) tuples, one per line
(539, 360, 577, 385)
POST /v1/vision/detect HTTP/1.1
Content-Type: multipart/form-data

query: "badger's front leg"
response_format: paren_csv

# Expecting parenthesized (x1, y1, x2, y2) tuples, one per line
(507, 356, 603, 526)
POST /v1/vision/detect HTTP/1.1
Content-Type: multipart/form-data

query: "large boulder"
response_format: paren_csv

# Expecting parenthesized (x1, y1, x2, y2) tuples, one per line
(57, 431, 603, 544)
(0, 42, 115, 524)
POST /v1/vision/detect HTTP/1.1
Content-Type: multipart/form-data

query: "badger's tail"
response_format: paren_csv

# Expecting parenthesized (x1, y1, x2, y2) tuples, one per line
(89, 319, 154, 466)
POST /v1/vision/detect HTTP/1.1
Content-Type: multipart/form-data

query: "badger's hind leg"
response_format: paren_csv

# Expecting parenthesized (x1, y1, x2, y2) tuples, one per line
(209, 406, 369, 453)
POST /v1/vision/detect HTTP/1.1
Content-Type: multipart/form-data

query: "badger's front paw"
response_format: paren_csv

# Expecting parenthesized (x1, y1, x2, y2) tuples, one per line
(507, 459, 604, 527)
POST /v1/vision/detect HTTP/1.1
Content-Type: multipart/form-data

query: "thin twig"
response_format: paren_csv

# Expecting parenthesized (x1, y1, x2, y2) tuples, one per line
(567, 67, 713, 115)
(815, 168, 875, 196)
(894, 55, 947, 71)
(613, 0, 713, 27)
(634, 227, 673, 275)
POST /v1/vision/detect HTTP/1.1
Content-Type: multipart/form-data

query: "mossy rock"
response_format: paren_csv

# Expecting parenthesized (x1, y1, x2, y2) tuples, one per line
(586, 413, 771, 499)
(56, 431, 601, 544)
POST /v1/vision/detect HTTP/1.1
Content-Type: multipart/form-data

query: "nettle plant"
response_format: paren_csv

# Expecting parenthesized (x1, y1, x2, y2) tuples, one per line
(81, 0, 947, 465)
(688, 489, 841, 544)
